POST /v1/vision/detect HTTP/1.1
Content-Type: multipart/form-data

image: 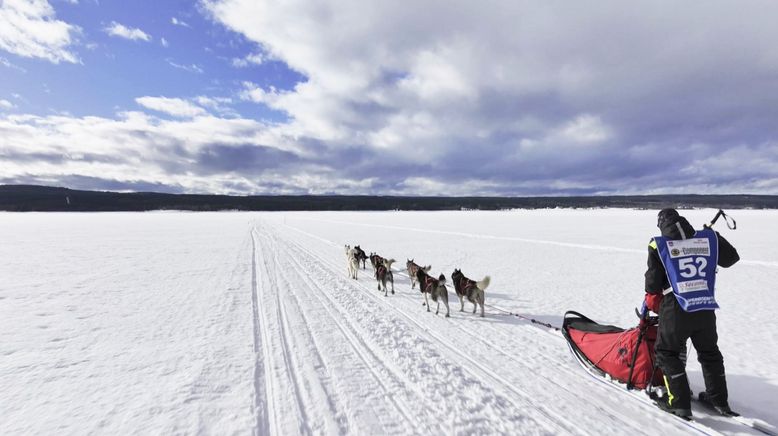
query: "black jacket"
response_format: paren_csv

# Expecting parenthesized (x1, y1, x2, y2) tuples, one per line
(644, 216, 740, 294)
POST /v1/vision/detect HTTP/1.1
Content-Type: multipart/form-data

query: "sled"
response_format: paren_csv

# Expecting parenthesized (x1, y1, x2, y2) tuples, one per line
(562, 310, 662, 390)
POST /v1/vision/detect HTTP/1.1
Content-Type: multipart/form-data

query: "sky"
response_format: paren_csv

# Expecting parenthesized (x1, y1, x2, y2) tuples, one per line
(1, 0, 778, 196)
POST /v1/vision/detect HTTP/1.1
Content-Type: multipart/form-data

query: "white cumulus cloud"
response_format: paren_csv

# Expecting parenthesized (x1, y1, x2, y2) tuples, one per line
(104, 21, 151, 42)
(135, 96, 206, 118)
(0, 0, 80, 64)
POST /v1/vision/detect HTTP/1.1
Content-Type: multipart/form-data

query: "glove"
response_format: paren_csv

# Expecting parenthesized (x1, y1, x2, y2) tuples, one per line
(644, 292, 663, 314)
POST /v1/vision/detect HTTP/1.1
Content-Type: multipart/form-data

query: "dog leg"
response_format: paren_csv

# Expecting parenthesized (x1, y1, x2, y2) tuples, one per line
(390, 275, 394, 295)
(424, 293, 430, 311)
(459, 295, 464, 312)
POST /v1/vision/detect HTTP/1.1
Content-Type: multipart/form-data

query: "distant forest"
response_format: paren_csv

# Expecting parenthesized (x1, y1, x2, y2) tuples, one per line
(2, 185, 778, 212)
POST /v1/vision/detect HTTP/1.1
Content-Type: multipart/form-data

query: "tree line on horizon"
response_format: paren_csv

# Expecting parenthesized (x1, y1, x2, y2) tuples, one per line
(1, 185, 777, 212)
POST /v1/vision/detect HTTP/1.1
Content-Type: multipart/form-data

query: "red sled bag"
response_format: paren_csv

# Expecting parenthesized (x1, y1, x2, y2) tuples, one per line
(562, 311, 663, 390)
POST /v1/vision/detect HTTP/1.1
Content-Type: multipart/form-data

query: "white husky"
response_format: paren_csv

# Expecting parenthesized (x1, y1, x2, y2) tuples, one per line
(345, 245, 359, 280)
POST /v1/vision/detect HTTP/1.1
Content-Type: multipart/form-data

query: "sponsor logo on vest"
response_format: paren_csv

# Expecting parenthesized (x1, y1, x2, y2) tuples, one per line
(684, 296, 716, 306)
(667, 238, 711, 258)
(677, 279, 708, 293)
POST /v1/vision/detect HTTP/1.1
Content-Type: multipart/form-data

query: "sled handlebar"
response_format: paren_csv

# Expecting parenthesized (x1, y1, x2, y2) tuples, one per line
(704, 209, 736, 230)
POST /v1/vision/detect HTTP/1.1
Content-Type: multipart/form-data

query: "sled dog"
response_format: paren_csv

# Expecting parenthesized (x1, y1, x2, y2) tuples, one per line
(375, 258, 396, 296)
(370, 252, 385, 272)
(353, 245, 368, 269)
(406, 259, 431, 289)
(451, 269, 490, 317)
(345, 245, 359, 280)
(416, 269, 450, 317)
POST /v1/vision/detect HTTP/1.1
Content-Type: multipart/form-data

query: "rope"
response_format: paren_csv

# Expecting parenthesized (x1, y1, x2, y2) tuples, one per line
(484, 303, 562, 331)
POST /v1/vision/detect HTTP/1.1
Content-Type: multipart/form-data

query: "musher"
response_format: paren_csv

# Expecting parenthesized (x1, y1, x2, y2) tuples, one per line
(643, 208, 739, 418)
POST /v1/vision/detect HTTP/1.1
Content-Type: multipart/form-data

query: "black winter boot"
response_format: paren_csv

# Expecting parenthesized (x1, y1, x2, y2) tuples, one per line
(698, 392, 739, 416)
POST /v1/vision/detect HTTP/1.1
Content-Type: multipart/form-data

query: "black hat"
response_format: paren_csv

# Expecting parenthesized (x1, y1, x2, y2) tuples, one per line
(657, 208, 679, 228)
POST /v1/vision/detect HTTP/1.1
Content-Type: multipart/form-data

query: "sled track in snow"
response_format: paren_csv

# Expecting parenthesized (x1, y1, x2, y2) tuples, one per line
(277, 224, 581, 434)
(266, 228, 419, 434)
(250, 230, 272, 436)
(268, 230, 432, 434)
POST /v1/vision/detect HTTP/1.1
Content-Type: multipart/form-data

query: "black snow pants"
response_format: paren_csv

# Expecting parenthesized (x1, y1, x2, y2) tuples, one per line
(655, 295, 728, 410)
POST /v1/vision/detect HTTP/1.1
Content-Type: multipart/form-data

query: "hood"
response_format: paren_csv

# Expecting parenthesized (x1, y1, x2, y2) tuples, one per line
(659, 215, 695, 240)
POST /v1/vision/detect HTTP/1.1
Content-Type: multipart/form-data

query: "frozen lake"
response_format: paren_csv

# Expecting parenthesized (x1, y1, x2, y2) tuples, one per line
(1, 209, 776, 435)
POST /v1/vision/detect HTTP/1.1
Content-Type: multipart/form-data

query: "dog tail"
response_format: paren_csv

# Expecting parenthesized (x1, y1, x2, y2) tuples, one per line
(438, 273, 446, 284)
(423, 265, 432, 273)
(383, 258, 396, 269)
(477, 276, 491, 291)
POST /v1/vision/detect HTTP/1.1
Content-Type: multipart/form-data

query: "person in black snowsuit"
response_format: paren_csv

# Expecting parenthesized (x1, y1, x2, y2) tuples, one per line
(644, 208, 739, 418)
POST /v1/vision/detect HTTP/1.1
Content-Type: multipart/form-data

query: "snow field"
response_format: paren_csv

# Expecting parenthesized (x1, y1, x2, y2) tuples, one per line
(1, 209, 776, 435)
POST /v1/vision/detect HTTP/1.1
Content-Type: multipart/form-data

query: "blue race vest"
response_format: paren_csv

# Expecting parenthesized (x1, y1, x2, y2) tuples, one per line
(654, 228, 719, 312)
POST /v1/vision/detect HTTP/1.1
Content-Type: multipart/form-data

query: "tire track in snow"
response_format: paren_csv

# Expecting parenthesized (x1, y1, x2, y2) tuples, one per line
(275, 222, 576, 434)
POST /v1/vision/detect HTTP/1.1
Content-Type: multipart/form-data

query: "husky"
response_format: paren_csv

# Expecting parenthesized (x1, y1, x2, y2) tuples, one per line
(369, 252, 385, 272)
(344, 245, 359, 280)
(353, 245, 368, 269)
(375, 258, 396, 296)
(406, 259, 431, 289)
(451, 269, 490, 317)
(416, 269, 450, 317)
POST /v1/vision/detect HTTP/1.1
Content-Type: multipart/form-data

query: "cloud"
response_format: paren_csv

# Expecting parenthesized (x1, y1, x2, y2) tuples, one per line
(0, 99, 14, 110)
(160, 37, 169, 48)
(231, 52, 263, 68)
(166, 59, 203, 73)
(0, 56, 26, 72)
(3, 1, 778, 196)
(194, 96, 237, 117)
(104, 21, 151, 42)
(0, 110, 314, 194)
(193, 0, 778, 195)
(0, 0, 80, 63)
(171, 17, 190, 28)
(135, 96, 207, 118)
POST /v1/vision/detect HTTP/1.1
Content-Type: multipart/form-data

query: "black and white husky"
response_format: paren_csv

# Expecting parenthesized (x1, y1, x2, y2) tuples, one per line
(375, 258, 396, 296)
(451, 269, 490, 317)
(406, 259, 431, 289)
(344, 245, 359, 279)
(416, 269, 450, 317)
(353, 245, 368, 269)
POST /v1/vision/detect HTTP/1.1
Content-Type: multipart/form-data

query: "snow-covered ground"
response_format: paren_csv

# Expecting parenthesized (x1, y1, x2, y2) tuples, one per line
(1, 209, 776, 435)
